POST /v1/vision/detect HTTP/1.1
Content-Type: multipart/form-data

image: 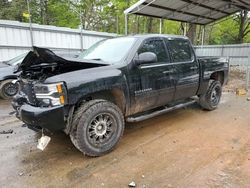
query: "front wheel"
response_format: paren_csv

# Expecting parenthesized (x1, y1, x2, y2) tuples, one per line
(199, 80, 222, 111)
(70, 100, 124, 157)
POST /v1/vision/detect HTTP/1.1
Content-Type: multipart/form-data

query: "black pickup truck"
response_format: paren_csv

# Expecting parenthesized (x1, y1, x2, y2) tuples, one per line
(12, 35, 229, 156)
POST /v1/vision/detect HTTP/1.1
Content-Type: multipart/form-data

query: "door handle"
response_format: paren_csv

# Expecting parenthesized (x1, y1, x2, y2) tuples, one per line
(163, 70, 174, 74)
(190, 66, 198, 70)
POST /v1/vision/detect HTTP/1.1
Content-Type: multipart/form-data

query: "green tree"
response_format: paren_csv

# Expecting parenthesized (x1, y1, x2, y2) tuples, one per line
(0, 0, 249, 44)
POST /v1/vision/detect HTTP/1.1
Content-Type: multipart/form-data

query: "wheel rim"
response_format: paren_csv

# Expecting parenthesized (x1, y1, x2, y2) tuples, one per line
(87, 113, 116, 147)
(3, 82, 18, 97)
(211, 85, 221, 106)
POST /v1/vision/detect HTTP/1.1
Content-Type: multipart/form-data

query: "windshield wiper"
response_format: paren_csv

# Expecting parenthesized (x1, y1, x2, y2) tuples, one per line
(2, 61, 10, 65)
(90, 58, 105, 61)
(90, 58, 110, 64)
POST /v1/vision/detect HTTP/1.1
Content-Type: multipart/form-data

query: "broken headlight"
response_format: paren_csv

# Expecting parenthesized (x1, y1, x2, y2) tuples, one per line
(34, 82, 67, 106)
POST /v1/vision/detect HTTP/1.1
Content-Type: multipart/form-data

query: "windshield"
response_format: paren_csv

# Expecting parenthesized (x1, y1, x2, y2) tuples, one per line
(78, 37, 136, 64)
(6, 53, 28, 66)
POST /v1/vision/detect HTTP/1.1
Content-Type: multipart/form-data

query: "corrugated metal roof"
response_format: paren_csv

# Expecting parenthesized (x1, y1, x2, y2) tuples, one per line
(124, 0, 250, 25)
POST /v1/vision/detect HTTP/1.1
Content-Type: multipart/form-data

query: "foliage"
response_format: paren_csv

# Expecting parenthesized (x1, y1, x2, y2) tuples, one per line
(0, 0, 249, 45)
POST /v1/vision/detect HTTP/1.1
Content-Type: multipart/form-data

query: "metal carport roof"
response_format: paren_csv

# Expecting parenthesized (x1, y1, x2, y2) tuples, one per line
(124, 0, 250, 26)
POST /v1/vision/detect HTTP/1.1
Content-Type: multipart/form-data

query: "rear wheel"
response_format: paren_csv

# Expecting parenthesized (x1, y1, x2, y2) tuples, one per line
(70, 100, 124, 156)
(0, 79, 19, 99)
(199, 80, 222, 111)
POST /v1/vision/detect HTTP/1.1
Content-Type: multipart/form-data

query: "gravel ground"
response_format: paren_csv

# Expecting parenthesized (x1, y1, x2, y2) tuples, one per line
(0, 92, 250, 188)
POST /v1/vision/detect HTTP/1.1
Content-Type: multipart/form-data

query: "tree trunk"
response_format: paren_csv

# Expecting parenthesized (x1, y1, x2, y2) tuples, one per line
(180, 23, 185, 35)
(187, 23, 197, 44)
(237, 10, 249, 44)
(147, 17, 153, 33)
(136, 15, 140, 33)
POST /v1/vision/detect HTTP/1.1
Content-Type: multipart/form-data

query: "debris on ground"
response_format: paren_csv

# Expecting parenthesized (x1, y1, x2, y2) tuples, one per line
(128, 181, 136, 187)
(8, 111, 15, 115)
(142, 175, 145, 178)
(0, 129, 13, 134)
(247, 98, 250, 101)
(224, 69, 246, 92)
(236, 88, 247, 96)
(19, 172, 24, 176)
(217, 171, 228, 177)
(37, 135, 51, 151)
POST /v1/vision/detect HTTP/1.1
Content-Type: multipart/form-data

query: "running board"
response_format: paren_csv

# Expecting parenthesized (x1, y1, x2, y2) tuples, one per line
(126, 100, 196, 123)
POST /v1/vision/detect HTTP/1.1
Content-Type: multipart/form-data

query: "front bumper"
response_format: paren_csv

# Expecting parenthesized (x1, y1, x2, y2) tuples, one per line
(13, 103, 66, 131)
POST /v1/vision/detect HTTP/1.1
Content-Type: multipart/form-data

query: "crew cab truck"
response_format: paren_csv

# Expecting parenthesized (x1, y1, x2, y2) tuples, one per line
(12, 35, 229, 156)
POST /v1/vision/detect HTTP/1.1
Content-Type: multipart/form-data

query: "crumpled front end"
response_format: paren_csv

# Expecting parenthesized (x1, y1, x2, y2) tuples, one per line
(12, 47, 108, 131)
(12, 79, 67, 131)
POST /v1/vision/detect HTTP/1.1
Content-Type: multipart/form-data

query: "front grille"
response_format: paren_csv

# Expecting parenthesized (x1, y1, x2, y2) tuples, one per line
(19, 81, 37, 106)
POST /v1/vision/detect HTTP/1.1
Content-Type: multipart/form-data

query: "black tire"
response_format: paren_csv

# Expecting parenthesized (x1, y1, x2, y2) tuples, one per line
(199, 80, 222, 111)
(70, 99, 105, 151)
(0, 79, 19, 100)
(70, 100, 124, 157)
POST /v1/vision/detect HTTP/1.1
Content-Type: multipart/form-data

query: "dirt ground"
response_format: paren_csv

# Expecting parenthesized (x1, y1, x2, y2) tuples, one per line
(1, 75, 250, 188)
(224, 68, 248, 91)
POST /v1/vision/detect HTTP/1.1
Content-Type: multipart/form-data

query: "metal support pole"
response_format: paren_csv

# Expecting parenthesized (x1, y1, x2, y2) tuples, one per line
(26, 0, 34, 49)
(159, 19, 162, 34)
(184, 23, 187, 36)
(79, 11, 83, 52)
(247, 54, 250, 89)
(125, 14, 128, 35)
(116, 14, 119, 34)
(201, 25, 205, 46)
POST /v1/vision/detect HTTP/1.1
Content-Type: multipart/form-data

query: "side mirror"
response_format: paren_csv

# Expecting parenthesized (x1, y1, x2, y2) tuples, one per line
(136, 52, 157, 65)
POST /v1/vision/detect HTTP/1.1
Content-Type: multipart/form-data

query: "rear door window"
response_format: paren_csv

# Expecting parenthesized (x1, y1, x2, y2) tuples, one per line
(168, 39, 194, 63)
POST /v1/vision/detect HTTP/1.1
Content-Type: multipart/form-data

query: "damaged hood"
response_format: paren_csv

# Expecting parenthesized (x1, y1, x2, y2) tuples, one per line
(17, 47, 107, 72)
(0, 62, 9, 68)
(17, 47, 108, 80)
(16, 47, 71, 72)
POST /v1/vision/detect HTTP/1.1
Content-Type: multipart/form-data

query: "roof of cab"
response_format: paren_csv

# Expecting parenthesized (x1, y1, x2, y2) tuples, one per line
(125, 34, 189, 40)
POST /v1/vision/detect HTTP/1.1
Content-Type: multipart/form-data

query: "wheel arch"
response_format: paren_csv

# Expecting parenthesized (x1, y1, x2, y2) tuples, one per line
(75, 88, 127, 115)
(1, 75, 18, 81)
(210, 71, 225, 85)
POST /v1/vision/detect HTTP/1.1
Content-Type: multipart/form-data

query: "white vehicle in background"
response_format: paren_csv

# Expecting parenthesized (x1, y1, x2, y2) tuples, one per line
(0, 53, 27, 99)
(0, 51, 80, 99)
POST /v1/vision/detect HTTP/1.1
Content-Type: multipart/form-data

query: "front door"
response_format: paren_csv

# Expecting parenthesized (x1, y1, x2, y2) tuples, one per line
(129, 38, 176, 114)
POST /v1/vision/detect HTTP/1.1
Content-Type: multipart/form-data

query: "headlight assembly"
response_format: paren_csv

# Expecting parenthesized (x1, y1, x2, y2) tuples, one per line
(34, 82, 67, 106)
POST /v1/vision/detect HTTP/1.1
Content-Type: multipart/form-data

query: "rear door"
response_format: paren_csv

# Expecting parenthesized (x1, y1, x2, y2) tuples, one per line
(167, 38, 199, 100)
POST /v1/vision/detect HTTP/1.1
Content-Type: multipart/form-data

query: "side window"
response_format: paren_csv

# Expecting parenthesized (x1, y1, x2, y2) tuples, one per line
(168, 39, 193, 63)
(138, 39, 169, 63)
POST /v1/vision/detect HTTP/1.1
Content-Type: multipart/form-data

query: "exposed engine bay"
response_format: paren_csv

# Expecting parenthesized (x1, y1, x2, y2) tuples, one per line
(16, 47, 107, 81)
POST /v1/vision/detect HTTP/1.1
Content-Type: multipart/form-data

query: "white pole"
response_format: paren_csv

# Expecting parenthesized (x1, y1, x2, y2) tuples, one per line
(247, 54, 250, 88)
(184, 23, 187, 36)
(79, 10, 83, 52)
(26, 0, 34, 49)
(159, 19, 162, 34)
(125, 14, 128, 35)
(201, 25, 205, 46)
